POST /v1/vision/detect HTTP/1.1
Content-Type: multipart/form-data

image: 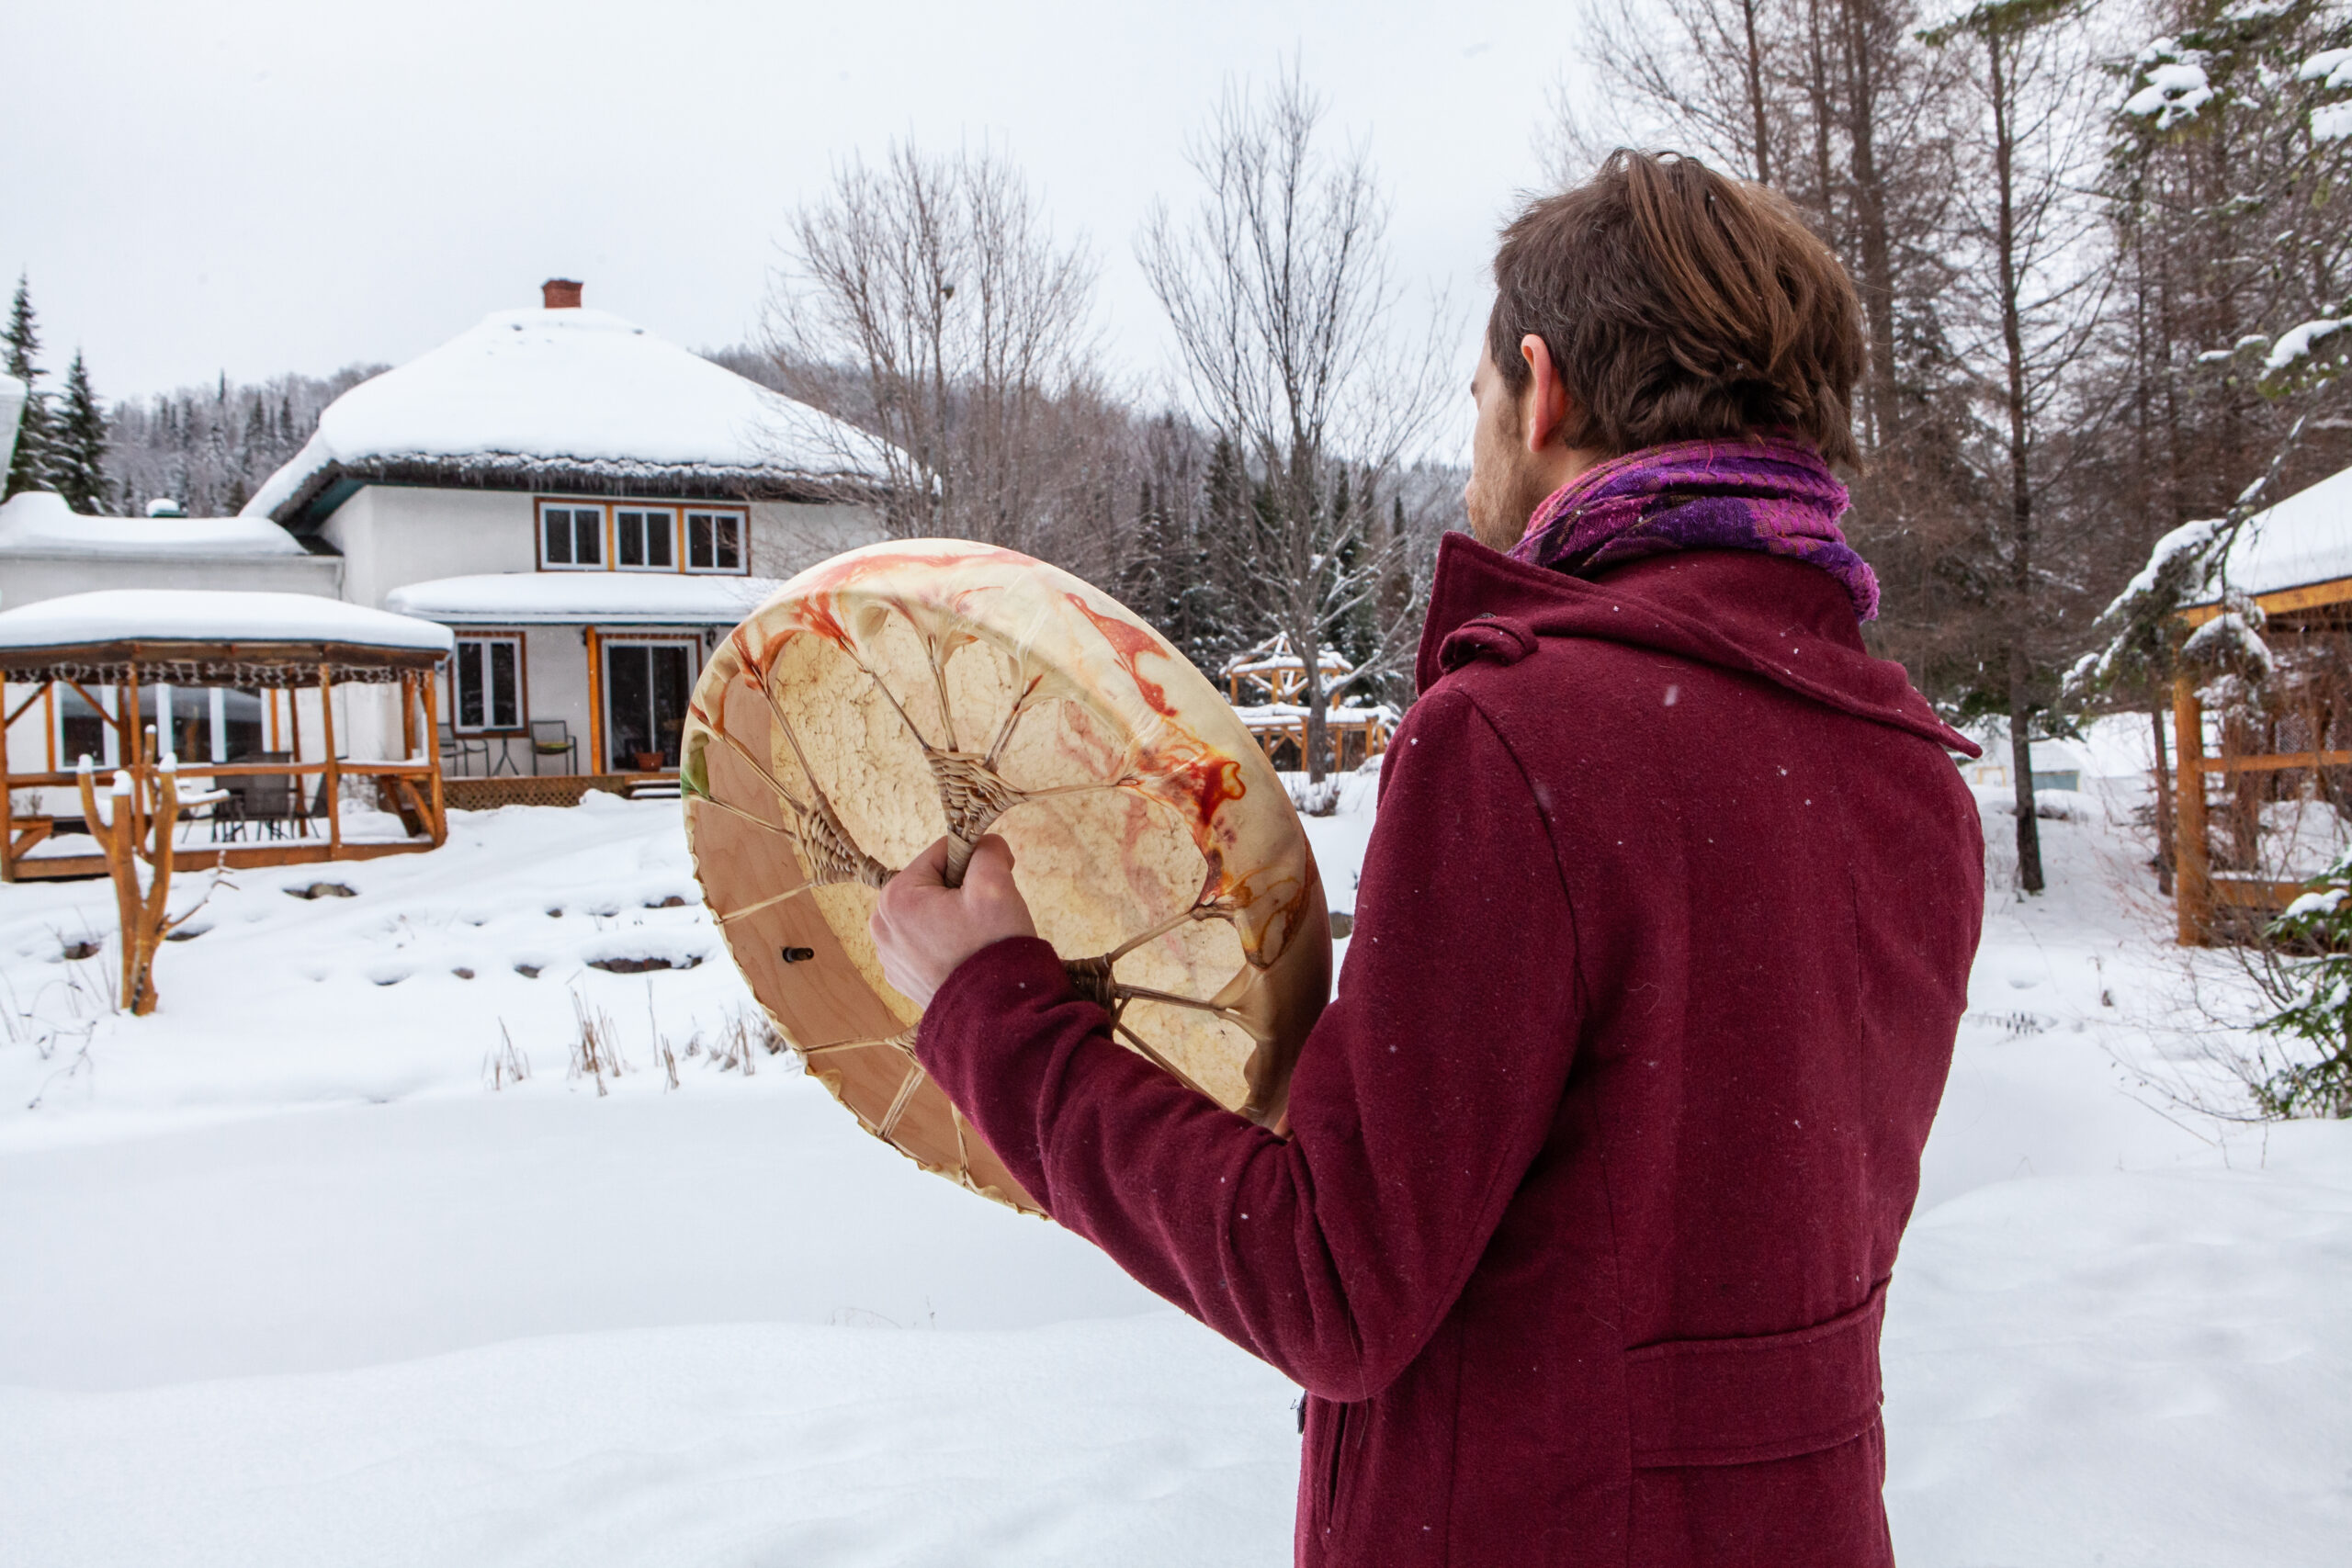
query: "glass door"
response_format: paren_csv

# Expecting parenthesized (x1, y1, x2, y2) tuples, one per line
(603, 640, 697, 772)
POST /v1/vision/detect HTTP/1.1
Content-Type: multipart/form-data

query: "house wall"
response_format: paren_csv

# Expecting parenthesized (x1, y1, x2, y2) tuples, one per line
(312, 487, 881, 776)
(322, 487, 534, 609)
(748, 501, 885, 580)
(0, 549, 342, 609)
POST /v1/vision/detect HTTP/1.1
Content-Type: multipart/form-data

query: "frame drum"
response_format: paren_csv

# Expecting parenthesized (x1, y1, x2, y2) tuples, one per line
(682, 540, 1330, 1214)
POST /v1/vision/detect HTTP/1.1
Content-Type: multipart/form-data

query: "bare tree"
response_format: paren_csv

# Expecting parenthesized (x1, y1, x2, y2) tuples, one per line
(1926, 0, 2112, 894)
(766, 141, 1110, 563)
(1137, 64, 1448, 782)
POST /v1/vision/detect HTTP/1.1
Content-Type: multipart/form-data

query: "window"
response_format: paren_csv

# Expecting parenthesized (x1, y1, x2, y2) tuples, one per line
(616, 508, 677, 570)
(538, 503, 605, 569)
(685, 510, 746, 573)
(58, 684, 118, 769)
(454, 636, 524, 732)
(537, 497, 746, 573)
(137, 684, 265, 763)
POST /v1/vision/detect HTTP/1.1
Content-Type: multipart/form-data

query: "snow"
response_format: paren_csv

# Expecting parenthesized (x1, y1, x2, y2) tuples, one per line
(2266, 315, 2350, 373)
(385, 570, 785, 626)
(0, 490, 310, 557)
(0, 589, 453, 655)
(2300, 46, 2352, 89)
(243, 307, 895, 521)
(2183, 605, 2275, 676)
(2123, 60, 2215, 129)
(1, 716, 2347, 1563)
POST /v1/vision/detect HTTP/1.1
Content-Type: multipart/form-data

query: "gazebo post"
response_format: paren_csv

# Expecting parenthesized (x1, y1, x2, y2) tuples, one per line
(2173, 673, 2211, 945)
(121, 662, 145, 853)
(319, 663, 342, 853)
(400, 671, 418, 760)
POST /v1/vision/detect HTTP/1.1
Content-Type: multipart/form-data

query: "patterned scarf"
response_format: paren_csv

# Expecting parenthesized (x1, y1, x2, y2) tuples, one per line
(1507, 435, 1880, 622)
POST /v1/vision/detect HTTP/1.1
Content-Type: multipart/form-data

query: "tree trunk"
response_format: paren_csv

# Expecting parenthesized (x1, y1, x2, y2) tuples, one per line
(1741, 0, 1773, 185)
(2151, 702, 2175, 896)
(1990, 30, 2044, 895)
(1840, 0, 1899, 450)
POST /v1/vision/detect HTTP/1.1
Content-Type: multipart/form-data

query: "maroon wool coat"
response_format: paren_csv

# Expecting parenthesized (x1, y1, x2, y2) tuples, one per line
(916, 535, 1985, 1567)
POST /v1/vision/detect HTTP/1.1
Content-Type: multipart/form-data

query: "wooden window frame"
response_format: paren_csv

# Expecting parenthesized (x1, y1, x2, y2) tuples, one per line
(450, 631, 530, 735)
(614, 505, 681, 572)
(683, 507, 752, 576)
(536, 499, 608, 571)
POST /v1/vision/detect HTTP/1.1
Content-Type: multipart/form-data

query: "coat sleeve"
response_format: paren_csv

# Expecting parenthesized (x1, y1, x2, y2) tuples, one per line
(914, 686, 1583, 1401)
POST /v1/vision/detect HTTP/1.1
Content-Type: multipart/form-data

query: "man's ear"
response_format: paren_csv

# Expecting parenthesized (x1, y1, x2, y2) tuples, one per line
(1518, 333, 1574, 454)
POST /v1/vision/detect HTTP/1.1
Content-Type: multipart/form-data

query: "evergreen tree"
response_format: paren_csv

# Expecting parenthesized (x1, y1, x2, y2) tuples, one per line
(4, 274, 56, 500)
(51, 351, 110, 514)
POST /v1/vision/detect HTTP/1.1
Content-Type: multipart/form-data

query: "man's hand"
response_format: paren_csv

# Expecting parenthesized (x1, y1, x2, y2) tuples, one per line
(869, 834, 1038, 1008)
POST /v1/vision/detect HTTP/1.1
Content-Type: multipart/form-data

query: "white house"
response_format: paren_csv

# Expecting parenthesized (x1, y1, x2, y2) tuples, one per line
(0, 281, 891, 790)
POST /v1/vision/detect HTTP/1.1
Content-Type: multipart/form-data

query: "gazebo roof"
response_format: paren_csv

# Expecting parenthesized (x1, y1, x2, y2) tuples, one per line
(0, 590, 452, 686)
(2185, 464, 2352, 620)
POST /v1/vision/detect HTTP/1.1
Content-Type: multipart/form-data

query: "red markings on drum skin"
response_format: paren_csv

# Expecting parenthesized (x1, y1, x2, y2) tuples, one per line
(1153, 752, 1247, 836)
(1066, 594, 1180, 718)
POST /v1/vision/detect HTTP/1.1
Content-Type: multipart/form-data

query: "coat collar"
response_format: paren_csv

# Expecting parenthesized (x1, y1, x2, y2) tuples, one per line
(1415, 532, 1977, 757)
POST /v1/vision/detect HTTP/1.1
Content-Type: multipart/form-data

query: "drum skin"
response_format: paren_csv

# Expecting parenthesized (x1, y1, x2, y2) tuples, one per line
(681, 539, 1330, 1215)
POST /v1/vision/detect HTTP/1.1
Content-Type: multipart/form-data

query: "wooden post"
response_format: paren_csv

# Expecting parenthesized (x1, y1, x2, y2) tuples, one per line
(121, 664, 145, 852)
(319, 664, 342, 854)
(585, 626, 605, 776)
(2173, 674, 2211, 946)
(1, 681, 14, 886)
(423, 669, 447, 846)
(400, 671, 418, 760)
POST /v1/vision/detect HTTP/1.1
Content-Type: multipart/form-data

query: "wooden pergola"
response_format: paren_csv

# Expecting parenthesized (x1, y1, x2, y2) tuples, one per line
(0, 596, 453, 883)
(1221, 635, 1396, 773)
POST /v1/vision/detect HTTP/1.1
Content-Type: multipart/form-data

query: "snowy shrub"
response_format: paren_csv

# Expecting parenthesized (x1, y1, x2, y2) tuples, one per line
(1287, 778, 1342, 817)
(2252, 849, 2352, 1118)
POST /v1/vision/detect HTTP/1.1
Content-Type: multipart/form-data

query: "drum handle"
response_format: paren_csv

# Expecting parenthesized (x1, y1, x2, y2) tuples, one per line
(942, 832, 977, 889)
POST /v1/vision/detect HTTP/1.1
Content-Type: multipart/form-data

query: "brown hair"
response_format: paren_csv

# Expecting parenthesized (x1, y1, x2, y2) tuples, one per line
(1487, 150, 1863, 468)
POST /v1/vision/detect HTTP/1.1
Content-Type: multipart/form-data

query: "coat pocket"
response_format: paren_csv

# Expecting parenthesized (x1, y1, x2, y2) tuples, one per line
(1303, 1396, 1353, 1532)
(1625, 1280, 1887, 1469)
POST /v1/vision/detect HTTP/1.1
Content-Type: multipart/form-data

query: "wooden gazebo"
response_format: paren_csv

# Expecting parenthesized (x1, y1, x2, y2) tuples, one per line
(1221, 633, 1396, 773)
(0, 590, 454, 882)
(2171, 467, 2352, 943)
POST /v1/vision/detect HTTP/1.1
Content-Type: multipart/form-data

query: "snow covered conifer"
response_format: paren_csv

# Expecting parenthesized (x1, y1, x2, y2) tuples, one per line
(2255, 855, 2352, 1118)
(4, 274, 56, 500)
(52, 350, 111, 514)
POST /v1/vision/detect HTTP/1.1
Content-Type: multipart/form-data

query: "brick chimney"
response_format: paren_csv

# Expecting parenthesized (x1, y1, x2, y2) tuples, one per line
(542, 277, 583, 310)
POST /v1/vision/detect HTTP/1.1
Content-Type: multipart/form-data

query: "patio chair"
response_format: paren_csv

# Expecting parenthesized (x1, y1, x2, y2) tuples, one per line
(239, 753, 297, 840)
(436, 723, 488, 778)
(529, 718, 578, 776)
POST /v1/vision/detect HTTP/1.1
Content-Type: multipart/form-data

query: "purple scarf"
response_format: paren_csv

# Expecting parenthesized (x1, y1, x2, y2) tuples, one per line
(1507, 435, 1880, 622)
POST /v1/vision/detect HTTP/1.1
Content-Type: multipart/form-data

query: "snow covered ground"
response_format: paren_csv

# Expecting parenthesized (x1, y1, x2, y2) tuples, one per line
(1, 730, 2346, 1565)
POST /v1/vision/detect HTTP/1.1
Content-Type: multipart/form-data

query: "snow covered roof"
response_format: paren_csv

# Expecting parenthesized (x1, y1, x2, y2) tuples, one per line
(2193, 465, 2352, 607)
(244, 304, 897, 529)
(384, 571, 781, 626)
(0, 490, 311, 558)
(1221, 630, 1354, 679)
(0, 589, 451, 682)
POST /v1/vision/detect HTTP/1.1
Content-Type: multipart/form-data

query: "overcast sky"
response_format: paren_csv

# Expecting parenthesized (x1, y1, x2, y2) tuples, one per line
(2, 0, 1595, 427)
